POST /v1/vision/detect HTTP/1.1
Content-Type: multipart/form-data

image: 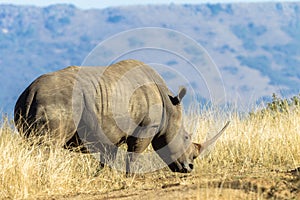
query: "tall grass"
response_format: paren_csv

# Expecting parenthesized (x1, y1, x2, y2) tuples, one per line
(0, 105, 300, 199)
(195, 107, 300, 174)
(0, 119, 127, 199)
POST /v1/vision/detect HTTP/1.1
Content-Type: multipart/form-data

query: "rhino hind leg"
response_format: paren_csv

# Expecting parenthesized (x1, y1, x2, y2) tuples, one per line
(64, 131, 89, 153)
(99, 144, 118, 168)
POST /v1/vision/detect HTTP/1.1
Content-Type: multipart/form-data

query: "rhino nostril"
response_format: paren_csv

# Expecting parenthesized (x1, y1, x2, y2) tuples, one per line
(189, 164, 194, 170)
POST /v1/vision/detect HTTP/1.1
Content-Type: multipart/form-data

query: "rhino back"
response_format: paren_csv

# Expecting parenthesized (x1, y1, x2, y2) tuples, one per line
(14, 60, 173, 147)
(14, 66, 81, 142)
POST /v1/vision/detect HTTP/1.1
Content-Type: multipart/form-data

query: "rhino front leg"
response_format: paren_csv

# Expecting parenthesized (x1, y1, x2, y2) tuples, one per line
(126, 136, 152, 175)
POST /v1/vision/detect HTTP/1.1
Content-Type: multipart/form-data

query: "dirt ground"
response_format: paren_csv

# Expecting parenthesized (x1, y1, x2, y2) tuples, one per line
(52, 168, 300, 200)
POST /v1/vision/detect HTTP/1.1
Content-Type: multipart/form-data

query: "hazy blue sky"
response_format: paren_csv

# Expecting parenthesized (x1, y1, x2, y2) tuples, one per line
(0, 0, 298, 9)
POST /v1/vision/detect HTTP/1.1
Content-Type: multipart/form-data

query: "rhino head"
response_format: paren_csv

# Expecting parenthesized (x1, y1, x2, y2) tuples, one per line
(152, 87, 229, 173)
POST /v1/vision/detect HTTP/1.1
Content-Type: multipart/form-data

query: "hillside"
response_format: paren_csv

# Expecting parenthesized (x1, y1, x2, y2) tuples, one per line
(1, 3, 300, 113)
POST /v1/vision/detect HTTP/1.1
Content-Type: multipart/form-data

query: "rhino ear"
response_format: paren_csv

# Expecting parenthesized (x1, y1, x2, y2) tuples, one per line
(169, 87, 187, 105)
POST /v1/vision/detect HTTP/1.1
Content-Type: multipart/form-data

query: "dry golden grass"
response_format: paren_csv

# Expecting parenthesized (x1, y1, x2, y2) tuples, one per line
(0, 106, 300, 199)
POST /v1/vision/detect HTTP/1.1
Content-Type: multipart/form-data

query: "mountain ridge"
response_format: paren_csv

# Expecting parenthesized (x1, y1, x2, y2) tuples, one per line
(1, 3, 299, 113)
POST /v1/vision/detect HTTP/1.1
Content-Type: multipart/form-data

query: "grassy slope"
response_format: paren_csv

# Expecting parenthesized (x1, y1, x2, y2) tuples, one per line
(0, 107, 300, 199)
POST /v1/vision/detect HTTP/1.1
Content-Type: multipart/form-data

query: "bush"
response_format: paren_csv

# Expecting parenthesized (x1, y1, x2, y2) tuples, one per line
(265, 93, 300, 113)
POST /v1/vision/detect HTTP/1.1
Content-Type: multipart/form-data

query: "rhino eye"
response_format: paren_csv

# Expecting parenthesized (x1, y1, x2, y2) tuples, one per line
(184, 135, 189, 140)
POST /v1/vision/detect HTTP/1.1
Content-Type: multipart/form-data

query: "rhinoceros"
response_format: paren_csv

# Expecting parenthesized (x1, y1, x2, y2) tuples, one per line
(14, 59, 229, 173)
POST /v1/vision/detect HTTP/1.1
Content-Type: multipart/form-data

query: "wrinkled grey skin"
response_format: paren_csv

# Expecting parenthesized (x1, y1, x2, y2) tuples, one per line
(14, 60, 227, 173)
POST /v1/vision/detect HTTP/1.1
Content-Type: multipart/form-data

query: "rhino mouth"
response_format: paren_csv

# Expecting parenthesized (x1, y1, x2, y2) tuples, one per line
(168, 161, 193, 173)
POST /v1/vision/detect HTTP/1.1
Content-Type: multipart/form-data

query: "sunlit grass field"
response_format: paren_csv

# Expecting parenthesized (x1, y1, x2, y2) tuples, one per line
(0, 103, 300, 199)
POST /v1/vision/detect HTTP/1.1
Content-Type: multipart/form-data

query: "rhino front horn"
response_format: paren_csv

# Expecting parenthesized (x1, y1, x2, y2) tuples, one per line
(198, 121, 230, 154)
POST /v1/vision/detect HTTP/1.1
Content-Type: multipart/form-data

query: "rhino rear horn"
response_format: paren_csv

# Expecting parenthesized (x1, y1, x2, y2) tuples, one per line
(169, 86, 187, 105)
(192, 142, 202, 159)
